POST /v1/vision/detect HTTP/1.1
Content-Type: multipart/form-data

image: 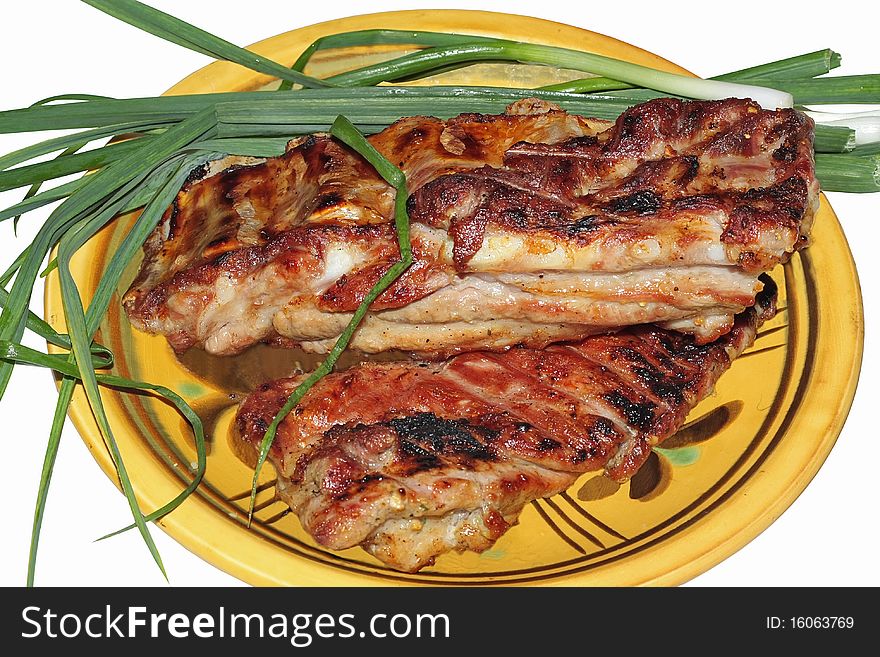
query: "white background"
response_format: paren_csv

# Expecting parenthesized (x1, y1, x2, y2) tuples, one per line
(0, 0, 876, 587)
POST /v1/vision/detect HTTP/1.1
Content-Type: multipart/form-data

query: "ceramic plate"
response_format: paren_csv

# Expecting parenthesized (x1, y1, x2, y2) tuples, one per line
(44, 10, 863, 586)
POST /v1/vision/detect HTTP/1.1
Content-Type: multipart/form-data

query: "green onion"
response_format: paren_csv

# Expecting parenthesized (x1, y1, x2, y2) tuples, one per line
(744, 75, 880, 104)
(12, 143, 86, 234)
(0, 87, 638, 133)
(0, 178, 89, 224)
(48, 118, 215, 578)
(11, 94, 120, 242)
(31, 93, 117, 105)
(0, 121, 169, 170)
(1, 341, 112, 370)
(815, 153, 880, 192)
(1, 339, 206, 585)
(82, 0, 330, 89)
(586, 78, 880, 110)
(713, 49, 842, 81)
(808, 109, 880, 147)
(83, 160, 210, 543)
(0, 108, 215, 390)
(276, 26, 793, 108)
(541, 48, 843, 94)
(540, 78, 635, 93)
(248, 115, 414, 520)
(321, 42, 794, 108)
(186, 137, 289, 158)
(0, 112, 215, 583)
(853, 142, 880, 156)
(278, 28, 509, 91)
(0, 287, 112, 361)
(814, 124, 857, 153)
(294, 28, 510, 59)
(281, 30, 838, 101)
(28, 382, 74, 588)
(213, 87, 640, 127)
(23, 154, 211, 585)
(0, 138, 148, 194)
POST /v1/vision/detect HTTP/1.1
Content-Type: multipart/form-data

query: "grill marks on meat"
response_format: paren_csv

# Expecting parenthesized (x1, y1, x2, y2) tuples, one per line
(124, 98, 816, 356)
(408, 100, 817, 272)
(235, 282, 777, 572)
(124, 101, 608, 355)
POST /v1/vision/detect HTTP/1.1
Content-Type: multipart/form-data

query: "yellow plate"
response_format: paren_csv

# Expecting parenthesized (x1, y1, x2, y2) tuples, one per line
(45, 10, 863, 586)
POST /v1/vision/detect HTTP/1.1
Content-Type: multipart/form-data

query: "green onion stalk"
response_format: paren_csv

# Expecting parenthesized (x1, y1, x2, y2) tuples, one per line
(248, 115, 414, 519)
(807, 109, 880, 147)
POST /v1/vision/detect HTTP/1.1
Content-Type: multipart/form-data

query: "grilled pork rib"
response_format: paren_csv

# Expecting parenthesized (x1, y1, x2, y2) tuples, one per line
(235, 281, 777, 572)
(125, 98, 816, 356)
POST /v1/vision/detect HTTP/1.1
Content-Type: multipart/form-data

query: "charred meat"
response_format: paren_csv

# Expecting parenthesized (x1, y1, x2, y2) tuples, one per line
(124, 98, 815, 356)
(234, 280, 777, 572)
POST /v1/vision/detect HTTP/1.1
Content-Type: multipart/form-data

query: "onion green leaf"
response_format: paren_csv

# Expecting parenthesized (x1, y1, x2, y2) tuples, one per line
(81, 0, 330, 89)
(247, 116, 414, 521)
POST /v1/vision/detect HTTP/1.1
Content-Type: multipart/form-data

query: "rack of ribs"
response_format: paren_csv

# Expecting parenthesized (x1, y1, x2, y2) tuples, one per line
(234, 279, 777, 572)
(123, 97, 816, 357)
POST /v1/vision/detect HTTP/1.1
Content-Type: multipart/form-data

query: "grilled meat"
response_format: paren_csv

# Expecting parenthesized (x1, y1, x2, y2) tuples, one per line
(235, 280, 777, 572)
(124, 98, 816, 356)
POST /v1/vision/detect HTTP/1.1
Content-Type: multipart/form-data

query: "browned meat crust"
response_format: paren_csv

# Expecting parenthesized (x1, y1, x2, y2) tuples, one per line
(124, 98, 815, 356)
(235, 280, 777, 572)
